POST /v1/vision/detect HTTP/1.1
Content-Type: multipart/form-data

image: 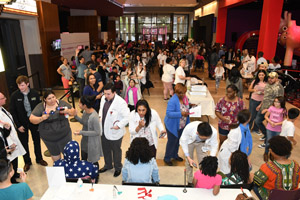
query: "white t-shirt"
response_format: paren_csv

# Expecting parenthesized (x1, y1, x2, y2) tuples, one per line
(214, 66, 225, 77)
(257, 57, 267, 66)
(162, 64, 175, 82)
(268, 63, 281, 71)
(157, 53, 163, 65)
(161, 55, 167, 66)
(280, 120, 295, 137)
(137, 69, 147, 85)
(174, 66, 186, 84)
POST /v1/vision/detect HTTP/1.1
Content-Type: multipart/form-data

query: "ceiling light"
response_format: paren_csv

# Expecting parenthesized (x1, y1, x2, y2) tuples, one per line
(0, 0, 16, 5)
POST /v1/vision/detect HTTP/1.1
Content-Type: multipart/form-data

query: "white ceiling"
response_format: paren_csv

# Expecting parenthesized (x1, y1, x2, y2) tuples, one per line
(117, 0, 198, 7)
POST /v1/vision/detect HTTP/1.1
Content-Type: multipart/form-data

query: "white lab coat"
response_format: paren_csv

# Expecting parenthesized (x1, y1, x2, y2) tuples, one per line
(0, 107, 26, 161)
(129, 109, 165, 148)
(218, 127, 242, 174)
(99, 94, 130, 140)
(179, 121, 219, 157)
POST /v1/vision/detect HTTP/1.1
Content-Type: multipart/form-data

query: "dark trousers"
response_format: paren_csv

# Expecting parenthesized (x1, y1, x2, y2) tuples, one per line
(149, 144, 156, 158)
(11, 158, 18, 182)
(82, 150, 99, 170)
(18, 123, 43, 164)
(164, 128, 183, 162)
(249, 99, 261, 132)
(101, 133, 123, 171)
(77, 78, 85, 97)
(159, 65, 163, 78)
(255, 110, 267, 136)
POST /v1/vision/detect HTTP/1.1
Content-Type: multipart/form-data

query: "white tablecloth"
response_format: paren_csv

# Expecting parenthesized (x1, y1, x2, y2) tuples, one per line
(41, 183, 252, 200)
(186, 89, 216, 118)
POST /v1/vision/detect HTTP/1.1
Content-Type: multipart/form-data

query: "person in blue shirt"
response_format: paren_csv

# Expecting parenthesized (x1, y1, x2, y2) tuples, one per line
(75, 49, 88, 97)
(122, 137, 160, 183)
(0, 159, 33, 200)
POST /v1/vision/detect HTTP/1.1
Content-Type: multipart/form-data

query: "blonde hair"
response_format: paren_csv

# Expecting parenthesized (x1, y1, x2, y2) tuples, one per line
(215, 61, 223, 74)
(179, 59, 186, 66)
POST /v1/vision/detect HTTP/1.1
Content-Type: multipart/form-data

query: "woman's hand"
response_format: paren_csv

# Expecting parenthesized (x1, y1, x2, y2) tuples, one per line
(41, 113, 49, 121)
(181, 111, 189, 117)
(138, 119, 145, 127)
(256, 104, 261, 111)
(6, 144, 16, 153)
(223, 116, 231, 124)
(19, 171, 27, 183)
(69, 108, 77, 116)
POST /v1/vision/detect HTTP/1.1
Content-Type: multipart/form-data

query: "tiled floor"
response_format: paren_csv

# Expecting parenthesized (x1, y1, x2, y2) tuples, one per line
(19, 64, 300, 199)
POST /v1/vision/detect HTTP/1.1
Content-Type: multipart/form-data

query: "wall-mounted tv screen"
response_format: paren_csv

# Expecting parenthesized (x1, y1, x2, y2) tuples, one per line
(51, 39, 61, 51)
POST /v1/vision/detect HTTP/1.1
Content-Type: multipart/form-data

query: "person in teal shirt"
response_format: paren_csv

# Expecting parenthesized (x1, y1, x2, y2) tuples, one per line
(0, 159, 33, 200)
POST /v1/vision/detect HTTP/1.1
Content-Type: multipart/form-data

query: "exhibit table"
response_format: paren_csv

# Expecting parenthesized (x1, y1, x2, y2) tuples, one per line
(186, 88, 216, 119)
(41, 183, 252, 200)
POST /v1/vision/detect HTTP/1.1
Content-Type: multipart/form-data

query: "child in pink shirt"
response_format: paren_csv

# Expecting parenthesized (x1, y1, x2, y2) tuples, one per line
(263, 96, 286, 160)
(193, 156, 222, 195)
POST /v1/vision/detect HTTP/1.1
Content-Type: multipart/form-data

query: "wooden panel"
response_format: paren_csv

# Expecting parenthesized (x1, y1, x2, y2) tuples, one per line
(0, 72, 10, 110)
(107, 20, 116, 42)
(36, 1, 61, 87)
(68, 16, 98, 45)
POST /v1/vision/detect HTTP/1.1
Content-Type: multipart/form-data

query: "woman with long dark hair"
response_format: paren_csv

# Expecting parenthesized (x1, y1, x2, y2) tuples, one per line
(83, 73, 103, 112)
(248, 70, 268, 133)
(122, 137, 160, 183)
(221, 150, 253, 185)
(129, 100, 166, 158)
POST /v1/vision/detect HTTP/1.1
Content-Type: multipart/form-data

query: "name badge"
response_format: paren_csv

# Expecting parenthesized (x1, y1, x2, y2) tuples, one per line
(17, 99, 22, 101)
(31, 97, 36, 101)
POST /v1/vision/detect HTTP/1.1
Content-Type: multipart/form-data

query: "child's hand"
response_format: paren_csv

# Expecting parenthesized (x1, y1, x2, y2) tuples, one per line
(20, 171, 27, 183)
(270, 122, 276, 127)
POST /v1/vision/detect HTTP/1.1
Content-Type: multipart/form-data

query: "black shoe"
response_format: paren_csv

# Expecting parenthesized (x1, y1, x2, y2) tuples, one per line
(164, 160, 173, 166)
(113, 170, 121, 177)
(23, 163, 31, 172)
(187, 182, 193, 187)
(174, 157, 184, 162)
(99, 167, 112, 173)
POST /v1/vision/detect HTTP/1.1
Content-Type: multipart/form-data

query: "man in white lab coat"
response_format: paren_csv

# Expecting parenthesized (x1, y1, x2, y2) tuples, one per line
(98, 83, 130, 177)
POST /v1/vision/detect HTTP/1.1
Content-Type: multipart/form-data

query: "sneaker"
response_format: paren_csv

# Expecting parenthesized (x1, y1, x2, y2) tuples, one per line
(259, 136, 266, 141)
(252, 131, 262, 136)
(258, 143, 266, 148)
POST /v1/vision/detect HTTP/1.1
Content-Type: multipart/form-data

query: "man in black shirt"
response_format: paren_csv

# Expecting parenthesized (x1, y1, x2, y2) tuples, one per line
(10, 76, 48, 172)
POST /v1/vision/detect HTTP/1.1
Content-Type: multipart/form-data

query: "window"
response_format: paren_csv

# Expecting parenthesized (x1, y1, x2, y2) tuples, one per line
(118, 15, 135, 42)
(173, 15, 188, 40)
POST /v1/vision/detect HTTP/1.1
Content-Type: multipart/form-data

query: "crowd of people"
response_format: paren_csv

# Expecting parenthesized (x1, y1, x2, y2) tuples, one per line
(0, 39, 300, 200)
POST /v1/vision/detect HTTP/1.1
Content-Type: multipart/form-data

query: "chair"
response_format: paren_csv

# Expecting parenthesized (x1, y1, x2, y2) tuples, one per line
(268, 188, 300, 200)
(195, 59, 204, 72)
(142, 71, 154, 96)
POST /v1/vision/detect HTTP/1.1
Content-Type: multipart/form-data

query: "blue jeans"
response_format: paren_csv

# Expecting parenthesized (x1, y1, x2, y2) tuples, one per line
(255, 110, 266, 136)
(164, 128, 183, 162)
(265, 129, 280, 153)
(249, 99, 261, 132)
